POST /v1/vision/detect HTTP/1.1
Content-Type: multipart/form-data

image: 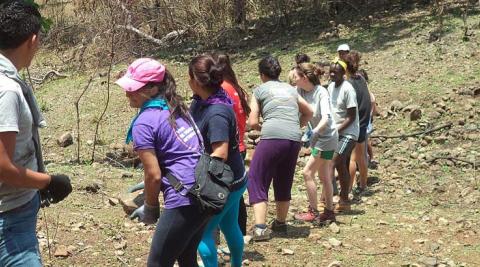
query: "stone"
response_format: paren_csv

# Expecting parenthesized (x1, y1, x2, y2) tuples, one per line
(84, 182, 101, 193)
(114, 240, 127, 250)
(281, 248, 294, 255)
(54, 245, 70, 257)
(118, 191, 145, 215)
(86, 140, 94, 146)
(328, 238, 342, 247)
(115, 250, 125, 256)
(327, 261, 342, 267)
(389, 100, 404, 111)
(410, 109, 422, 121)
(434, 136, 448, 144)
(108, 198, 119, 206)
(57, 132, 73, 147)
(329, 222, 340, 234)
(322, 241, 332, 249)
(121, 172, 134, 178)
(438, 217, 449, 226)
(242, 259, 250, 265)
(414, 238, 427, 244)
(419, 256, 438, 267)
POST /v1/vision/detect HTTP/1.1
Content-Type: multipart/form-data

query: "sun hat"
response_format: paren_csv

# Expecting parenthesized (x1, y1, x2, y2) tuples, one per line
(337, 44, 350, 52)
(115, 58, 166, 92)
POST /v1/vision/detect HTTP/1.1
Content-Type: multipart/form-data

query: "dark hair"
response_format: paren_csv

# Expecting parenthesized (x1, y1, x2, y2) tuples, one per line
(295, 63, 323, 86)
(358, 69, 369, 83)
(188, 54, 223, 92)
(0, 0, 42, 50)
(149, 70, 190, 128)
(258, 56, 281, 80)
(330, 62, 346, 75)
(294, 53, 310, 65)
(345, 50, 361, 75)
(215, 53, 251, 115)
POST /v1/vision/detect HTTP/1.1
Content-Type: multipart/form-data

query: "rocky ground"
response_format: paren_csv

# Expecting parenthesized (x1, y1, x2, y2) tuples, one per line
(24, 3, 480, 267)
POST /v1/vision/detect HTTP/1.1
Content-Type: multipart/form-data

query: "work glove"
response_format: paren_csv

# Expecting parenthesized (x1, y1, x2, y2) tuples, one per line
(130, 203, 160, 224)
(40, 174, 72, 206)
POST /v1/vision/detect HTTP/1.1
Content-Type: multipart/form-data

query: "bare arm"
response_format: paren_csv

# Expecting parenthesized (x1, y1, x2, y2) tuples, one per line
(0, 132, 51, 189)
(211, 142, 229, 161)
(247, 96, 261, 131)
(298, 96, 313, 128)
(313, 115, 329, 134)
(137, 149, 161, 207)
(337, 107, 356, 133)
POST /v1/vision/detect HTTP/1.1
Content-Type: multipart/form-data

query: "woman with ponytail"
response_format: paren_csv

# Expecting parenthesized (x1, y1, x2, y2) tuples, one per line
(214, 53, 249, 237)
(188, 54, 247, 267)
(116, 58, 211, 266)
(292, 63, 338, 225)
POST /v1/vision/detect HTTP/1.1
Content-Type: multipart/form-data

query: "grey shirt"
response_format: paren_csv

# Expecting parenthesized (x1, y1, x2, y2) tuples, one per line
(0, 73, 38, 212)
(328, 80, 359, 140)
(254, 80, 302, 142)
(298, 85, 338, 151)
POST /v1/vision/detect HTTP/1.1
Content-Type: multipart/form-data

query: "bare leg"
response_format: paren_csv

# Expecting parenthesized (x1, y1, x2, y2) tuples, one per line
(303, 156, 322, 210)
(275, 201, 290, 223)
(318, 158, 334, 210)
(252, 201, 267, 225)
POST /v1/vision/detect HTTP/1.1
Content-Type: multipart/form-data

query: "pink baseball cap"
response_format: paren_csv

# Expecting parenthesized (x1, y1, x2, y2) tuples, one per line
(115, 58, 166, 92)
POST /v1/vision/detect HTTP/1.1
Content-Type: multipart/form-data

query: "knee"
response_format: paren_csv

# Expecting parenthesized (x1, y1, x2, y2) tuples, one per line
(198, 241, 216, 260)
(302, 169, 314, 180)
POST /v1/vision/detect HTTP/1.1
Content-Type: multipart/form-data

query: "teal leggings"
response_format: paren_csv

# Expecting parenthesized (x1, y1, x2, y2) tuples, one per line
(198, 182, 247, 267)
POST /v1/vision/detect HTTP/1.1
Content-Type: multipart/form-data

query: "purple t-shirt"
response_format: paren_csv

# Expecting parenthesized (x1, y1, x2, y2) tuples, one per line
(132, 109, 200, 209)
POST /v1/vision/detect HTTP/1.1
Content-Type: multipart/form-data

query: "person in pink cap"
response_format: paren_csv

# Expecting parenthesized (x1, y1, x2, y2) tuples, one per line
(116, 58, 212, 267)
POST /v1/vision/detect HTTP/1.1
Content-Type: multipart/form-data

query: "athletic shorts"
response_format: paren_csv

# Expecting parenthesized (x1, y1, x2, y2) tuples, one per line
(311, 148, 334, 160)
(357, 127, 368, 143)
(335, 135, 356, 156)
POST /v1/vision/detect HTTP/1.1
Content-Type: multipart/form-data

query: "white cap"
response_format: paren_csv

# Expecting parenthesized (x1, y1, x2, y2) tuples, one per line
(337, 44, 350, 52)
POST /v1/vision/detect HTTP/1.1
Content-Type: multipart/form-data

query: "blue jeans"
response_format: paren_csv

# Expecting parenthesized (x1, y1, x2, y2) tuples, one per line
(0, 194, 42, 267)
(148, 204, 212, 267)
(198, 182, 247, 267)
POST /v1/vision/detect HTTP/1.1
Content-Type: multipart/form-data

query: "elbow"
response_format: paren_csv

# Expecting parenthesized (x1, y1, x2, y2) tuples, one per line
(144, 172, 162, 184)
(248, 118, 260, 130)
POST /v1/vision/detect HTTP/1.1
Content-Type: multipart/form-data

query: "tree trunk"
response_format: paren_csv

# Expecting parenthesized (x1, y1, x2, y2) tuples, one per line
(234, 0, 246, 26)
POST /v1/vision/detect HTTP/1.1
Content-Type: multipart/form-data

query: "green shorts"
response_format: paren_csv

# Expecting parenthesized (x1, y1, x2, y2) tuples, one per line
(311, 148, 334, 160)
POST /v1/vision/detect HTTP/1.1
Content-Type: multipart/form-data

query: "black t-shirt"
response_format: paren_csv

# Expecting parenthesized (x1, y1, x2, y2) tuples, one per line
(348, 75, 371, 129)
(190, 100, 245, 180)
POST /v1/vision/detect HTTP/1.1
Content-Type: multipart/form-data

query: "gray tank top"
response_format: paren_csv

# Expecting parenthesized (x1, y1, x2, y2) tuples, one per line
(254, 81, 302, 142)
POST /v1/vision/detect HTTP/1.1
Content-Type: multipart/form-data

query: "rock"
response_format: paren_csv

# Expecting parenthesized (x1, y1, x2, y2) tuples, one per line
(118, 191, 145, 215)
(438, 217, 449, 225)
(410, 152, 419, 159)
(115, 250, 125, 256)
(114, 240, 127, 250)
(329, 222, 340, 234)
(434, 136, 448, 144)
(414, 238, 427, 244)
(327, 261, 342, 267)
(281, 248, 294, 255)
(67, 245, 77, 253)
(72, 222, 85, 231)
(86, 140, 94, 146)
(389, 100, 404, 112)
(108, 198, 119, 206)
(54, 245, 70, 257)
(328, 238, 342, 247)
(242, 259, 250, 265)
(419, 256, 438, 267)
(121, 172, 134, 178)
(307, 233, 322, 241)
(410, 109, 422, 121)
(322, 241, 332, 249)
(57, 132, 73, 147)
(84, 182, 101, 193)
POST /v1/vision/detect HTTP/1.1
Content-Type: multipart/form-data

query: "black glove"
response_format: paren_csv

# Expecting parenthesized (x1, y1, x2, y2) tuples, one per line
(44, 174, 72, 204)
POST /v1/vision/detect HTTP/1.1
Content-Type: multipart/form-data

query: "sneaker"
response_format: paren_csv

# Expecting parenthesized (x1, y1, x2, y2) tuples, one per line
(334, 200, 351, 213)
(314, 208, 336, 226)
(252, 226, 271, 242)
(270, 219, 287, 233)
(294, 206, 319, 222)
